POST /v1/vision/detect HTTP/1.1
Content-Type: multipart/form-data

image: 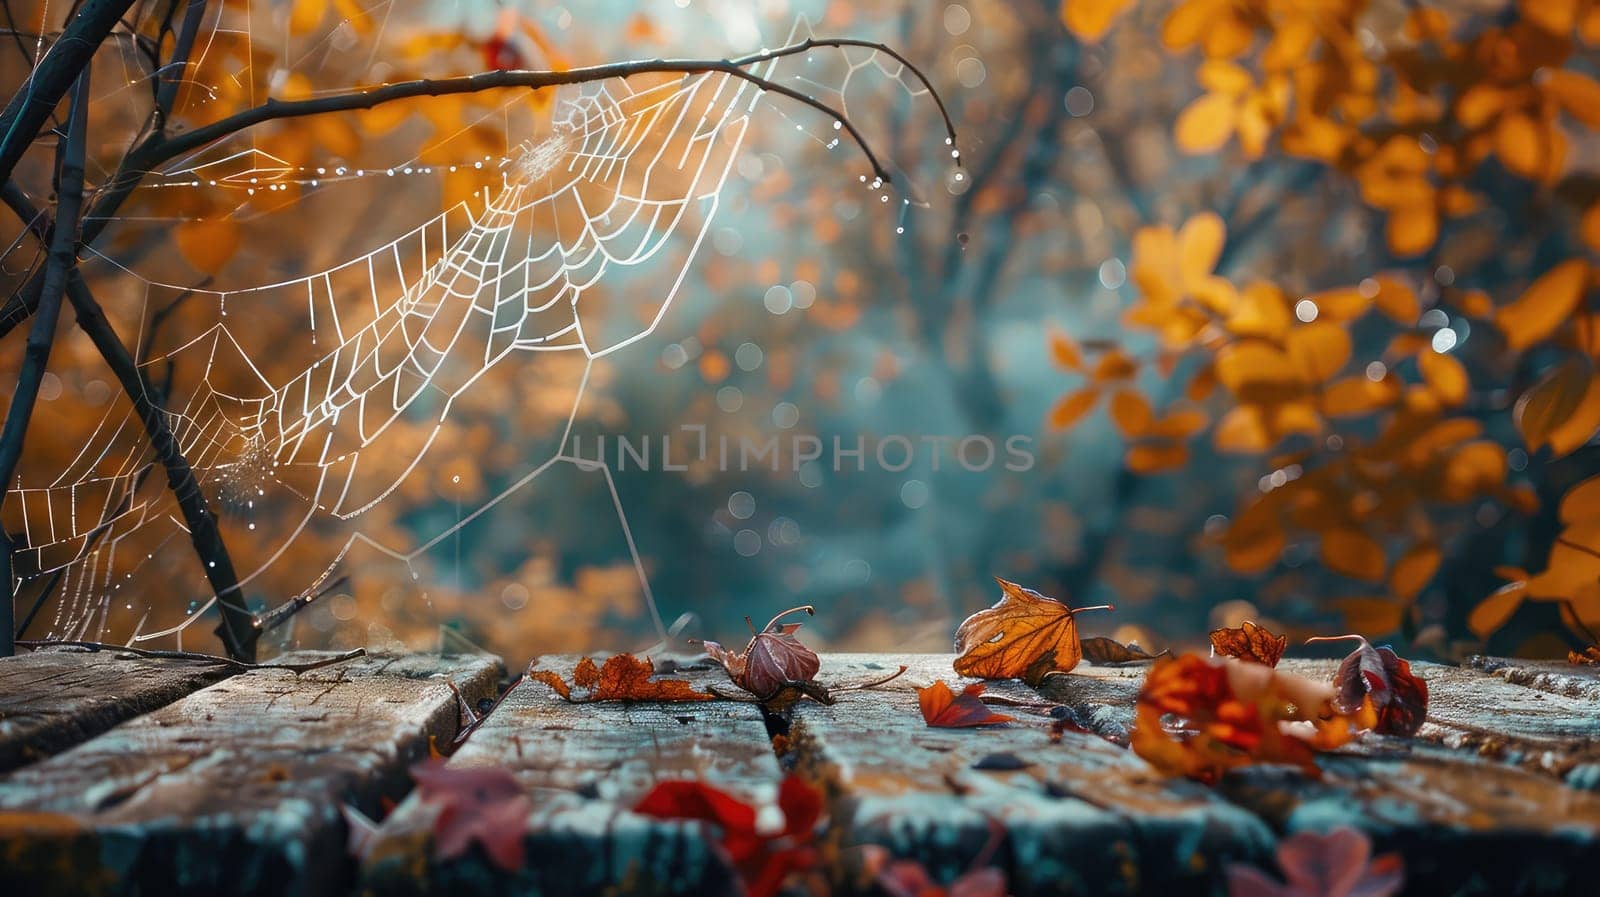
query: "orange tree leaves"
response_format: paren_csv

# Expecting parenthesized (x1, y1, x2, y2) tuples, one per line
(1209, 621, 1287, 667)
(953, 578, 1112, 682)
(1131, 654, 1376, 784)
(918, 681, 1014, 728)
(527, 654, 713, 703)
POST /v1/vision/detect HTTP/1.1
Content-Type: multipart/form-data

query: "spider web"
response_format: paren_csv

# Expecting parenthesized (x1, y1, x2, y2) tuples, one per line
(4, 21, 944, 652)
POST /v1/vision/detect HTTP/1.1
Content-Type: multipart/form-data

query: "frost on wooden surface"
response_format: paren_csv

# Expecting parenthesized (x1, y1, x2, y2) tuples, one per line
(0, 652, 500, 897)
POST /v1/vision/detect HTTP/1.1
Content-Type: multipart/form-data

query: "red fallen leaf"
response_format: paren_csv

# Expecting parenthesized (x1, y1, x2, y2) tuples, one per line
(527, 654, 714, 703)
(634, 776, 822, 897)
(1225, 827, 1403, 897)
(918, 680, 1015, 728)
(953, 578, 1113, 682)
(410, 759, 531, 871)
(861, 822, 1009, 897)
(1210, 621, 1289, 667)
(1309, 635, 1429, 737)
(703, 605, 823, 699)
(1131, 654, 1377, 784)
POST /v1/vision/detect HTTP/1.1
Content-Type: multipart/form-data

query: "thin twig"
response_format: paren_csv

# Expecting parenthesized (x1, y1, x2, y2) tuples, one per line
(16, 639, 365, 673)
(64, 270, 258, 660)
(0, 0, 137, 185)
(149, 37, 958, 187)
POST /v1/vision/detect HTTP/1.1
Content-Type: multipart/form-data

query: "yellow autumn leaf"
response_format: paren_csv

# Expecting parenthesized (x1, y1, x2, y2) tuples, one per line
(1546, 373, 1600, 457)
(1285, 322, 1351, 383)
(1386, 203, 1438, 256)
(1049, 388, 1099, 430)
(1320, 375, 1397, 417)
(1497, 259, 1589, 351)
(1060, 0, 1135, 41)
(174, 217, 240, 275)
(1335, 597, 1405, 636)
(1217, 342, 1302, 403)
(1213, 406, 1273, 453)
(1442, 441, 1507, 501)
(1389, 542, 1441, 600)
(1545, 70, 1600, 127)
(1050, 330, 1084, 371)
(1109, 389, 1154, 438)
(1418, 349, 1469, 406)
(1469, 580, 1526, 639)
(1515, 358, 1591, 452)
(1321, 528, 1386, 582)
(1175, 92, 1238, 154)
(1126, 441, 1190, 473)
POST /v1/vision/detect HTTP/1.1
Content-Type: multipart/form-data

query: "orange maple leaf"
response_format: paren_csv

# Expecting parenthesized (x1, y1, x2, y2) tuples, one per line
(917, 681, 1014, 728)
(953, 578, 1113, 682)
(527, 654, 714, 703)
(1208, 620, 1288, 667)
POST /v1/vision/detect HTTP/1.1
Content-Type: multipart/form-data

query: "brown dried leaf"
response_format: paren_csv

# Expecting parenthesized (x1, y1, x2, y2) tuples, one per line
(1081, 636, 1168, 664)
(1209, 620, 1288, 667)
(526, 654, 713, 703)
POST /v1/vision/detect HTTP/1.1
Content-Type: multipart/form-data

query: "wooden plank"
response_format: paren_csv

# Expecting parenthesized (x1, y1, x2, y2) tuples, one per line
(362, 655, 783, 897)
(785, 655, 1277, 897)
(1468, 654, 1600, 702)
(0, 647, 235, 772)
(0, 651, 501, 897)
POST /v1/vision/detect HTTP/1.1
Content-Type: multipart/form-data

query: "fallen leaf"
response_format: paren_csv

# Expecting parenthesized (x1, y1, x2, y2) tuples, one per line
(1310, 635, 1429, 737)
(1082, 636, 1168, 664)
(1570, 646, 1600, 666)
(953, 578, 1113, 681)
(634, 776, 821, 897)
(1225, 827, 1403, 897)
(703, 605, 823, 699)
(527, 654, 714, 703)
(410, 759, 531, 871)
(1209, 621, 1288, 667)
(861, 822, 1009, 897)
(918, 680, 1015, 728)
(1130, 654, 1376, 783)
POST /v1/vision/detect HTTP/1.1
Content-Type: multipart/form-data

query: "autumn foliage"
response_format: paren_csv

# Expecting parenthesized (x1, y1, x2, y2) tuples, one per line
(1131, 653, 1377, 783)
(1048, 0, 1600, 657)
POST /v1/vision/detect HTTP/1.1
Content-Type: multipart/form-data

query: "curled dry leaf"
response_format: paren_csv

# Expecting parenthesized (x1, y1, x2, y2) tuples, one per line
(1310, 635, 1429, 737)
(1226, 827, 1403, 897)
(953, 578, 1113, 683)
(1568, 646, 1600, 666)
(1210, 620, 1288, 667)
(410, 759, 532, 871)
(1081, 636, 1169, 664)
(1131, 654, 1377, 784)
(704, 605, 822, 699)
(527, 654, 714, 703)
(633, 775, 821, 897)
(918, 680, 1015, 728)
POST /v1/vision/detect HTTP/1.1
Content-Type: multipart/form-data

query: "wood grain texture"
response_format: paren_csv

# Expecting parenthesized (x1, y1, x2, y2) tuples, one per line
(362, 655, 781, 897)
(787, 655, 1277, 897)
(0, 647, 235, 772)
(0, 651, 501, 897)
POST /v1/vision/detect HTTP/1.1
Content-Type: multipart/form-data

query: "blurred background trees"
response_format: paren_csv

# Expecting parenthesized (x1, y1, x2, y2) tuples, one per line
(1, 0, 1596, 667)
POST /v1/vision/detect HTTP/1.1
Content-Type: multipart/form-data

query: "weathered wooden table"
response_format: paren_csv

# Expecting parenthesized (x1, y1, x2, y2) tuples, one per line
(1, 648, 1597, 896)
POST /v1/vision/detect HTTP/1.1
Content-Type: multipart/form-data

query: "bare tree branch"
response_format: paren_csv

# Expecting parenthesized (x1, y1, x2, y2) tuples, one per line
(0, 0, 137, 186)
(151, 37, 958, 186)
(0, 70, 90, 657)
(61, 269, 260, 660)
